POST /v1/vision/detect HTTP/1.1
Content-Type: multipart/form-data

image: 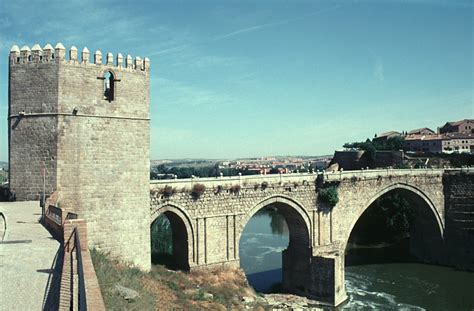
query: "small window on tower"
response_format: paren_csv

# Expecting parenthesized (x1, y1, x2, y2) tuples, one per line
(103, 71, 114, 101)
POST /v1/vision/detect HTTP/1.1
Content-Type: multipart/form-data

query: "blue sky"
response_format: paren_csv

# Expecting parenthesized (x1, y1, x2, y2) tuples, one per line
(0, 0, 472, 160)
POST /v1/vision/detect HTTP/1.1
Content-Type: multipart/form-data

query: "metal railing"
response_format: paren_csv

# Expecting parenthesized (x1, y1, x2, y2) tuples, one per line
(64, 226, 88, 310)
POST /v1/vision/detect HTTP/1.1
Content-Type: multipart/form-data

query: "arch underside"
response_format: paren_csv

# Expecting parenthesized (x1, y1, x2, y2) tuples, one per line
(240, 195, 312, 247)
(240, 195, 313, 295)
(151, 204, 195, 270)
(344, 183, 445, 264)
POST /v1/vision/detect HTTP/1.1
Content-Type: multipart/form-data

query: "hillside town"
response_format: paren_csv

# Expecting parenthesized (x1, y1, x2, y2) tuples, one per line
(375, 119, 473, 154)
(150, 119, 473, 179)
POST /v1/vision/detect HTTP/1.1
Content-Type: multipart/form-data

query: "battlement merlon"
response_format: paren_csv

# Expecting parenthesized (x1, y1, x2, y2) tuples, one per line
(9, 43, 150, 72)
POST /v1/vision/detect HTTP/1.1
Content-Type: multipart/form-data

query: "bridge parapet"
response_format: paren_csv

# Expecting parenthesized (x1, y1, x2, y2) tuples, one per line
(444, 167, 473, 175)
(150, 168, 450, 189)
(150, 172, 319, 189)
(322, 168, 445, 182)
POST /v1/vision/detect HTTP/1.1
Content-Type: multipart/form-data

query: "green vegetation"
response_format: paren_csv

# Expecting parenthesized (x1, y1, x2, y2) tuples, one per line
(374, 193, 416, 236)
(91, 249, 156, 310)
(344, 136, 405, 152)
(349, 192, 416, 245)
(318, 186, 339, 207)
(343, 137, 405, 162)
(91, 249, 261, 310)
(424, 152, 474, 167)
(151, 214, 172, 265)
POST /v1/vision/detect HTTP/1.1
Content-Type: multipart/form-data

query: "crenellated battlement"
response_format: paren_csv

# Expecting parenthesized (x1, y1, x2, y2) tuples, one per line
(9, 43, 150, 72)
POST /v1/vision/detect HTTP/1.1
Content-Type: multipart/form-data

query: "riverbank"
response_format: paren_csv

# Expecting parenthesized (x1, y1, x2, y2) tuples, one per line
(91, 249, 337, 310)
(91, 249, 266, 310)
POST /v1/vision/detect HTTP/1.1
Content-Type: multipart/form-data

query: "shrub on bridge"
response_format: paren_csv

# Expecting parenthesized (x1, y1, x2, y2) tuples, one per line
(191, 183, 206, 200)
(160, 185, 176, 198)
(229, 184, 241, 195)
(214, 185, 223, 194)
(318, 186, 339, 207)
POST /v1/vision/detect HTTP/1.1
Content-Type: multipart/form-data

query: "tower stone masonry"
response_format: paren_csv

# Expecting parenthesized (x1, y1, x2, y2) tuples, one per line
(8, 42, 151, 269)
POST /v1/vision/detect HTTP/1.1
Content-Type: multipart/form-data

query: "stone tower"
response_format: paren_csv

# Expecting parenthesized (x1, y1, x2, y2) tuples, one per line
(8, 43, 151, 269)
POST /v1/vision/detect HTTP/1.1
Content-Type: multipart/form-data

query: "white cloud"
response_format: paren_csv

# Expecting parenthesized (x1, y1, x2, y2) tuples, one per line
(212, 5, 343, 41)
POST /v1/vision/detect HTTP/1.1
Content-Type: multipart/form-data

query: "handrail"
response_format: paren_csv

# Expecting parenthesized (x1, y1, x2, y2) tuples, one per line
(60, 222, 104, 310)
(43, 203, 105, 311)
(74, 228, 87, 310)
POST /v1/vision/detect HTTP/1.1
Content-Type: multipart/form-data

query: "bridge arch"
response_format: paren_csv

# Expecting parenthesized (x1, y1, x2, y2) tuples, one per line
(343, 182, 444, 263)
(150, 203, 195, 270)
(238, 194, 312, 295)
(239, 194, 312, 242)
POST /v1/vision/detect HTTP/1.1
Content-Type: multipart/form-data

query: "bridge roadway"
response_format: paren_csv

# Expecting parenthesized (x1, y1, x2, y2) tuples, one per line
(0, 201, 60, 311)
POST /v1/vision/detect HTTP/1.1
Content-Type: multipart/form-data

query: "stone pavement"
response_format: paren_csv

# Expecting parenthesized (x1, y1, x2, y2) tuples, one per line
(0, 201, 60, 311)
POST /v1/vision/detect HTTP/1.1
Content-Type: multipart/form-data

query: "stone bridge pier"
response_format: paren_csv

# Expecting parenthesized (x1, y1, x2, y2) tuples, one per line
(149, 168, 469, 307)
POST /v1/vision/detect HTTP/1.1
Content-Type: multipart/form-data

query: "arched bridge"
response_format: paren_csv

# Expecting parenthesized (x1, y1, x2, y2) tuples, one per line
(149, 168, 468, 306)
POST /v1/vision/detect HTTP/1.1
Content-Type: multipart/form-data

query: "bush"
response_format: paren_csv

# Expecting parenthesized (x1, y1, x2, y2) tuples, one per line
(191, 183, 206, 199)
(261, 181, 269, 190)
(318, 186, 339, 207)
(229, 184, 241, 195)
(214, 185, 223, 194)
(160, 185, 176, 198)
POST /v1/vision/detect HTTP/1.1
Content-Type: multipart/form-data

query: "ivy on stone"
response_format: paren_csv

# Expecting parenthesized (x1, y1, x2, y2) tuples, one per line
(318, 186, 339, 207)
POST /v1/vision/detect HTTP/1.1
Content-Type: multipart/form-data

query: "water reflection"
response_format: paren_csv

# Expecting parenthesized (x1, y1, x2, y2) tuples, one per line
(239, 207, 289, 291)
(267, 207, 288, 235)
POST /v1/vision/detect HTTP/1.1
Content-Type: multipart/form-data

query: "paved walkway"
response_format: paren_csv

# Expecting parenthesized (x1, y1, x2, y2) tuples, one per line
(0, 201, 60, 311)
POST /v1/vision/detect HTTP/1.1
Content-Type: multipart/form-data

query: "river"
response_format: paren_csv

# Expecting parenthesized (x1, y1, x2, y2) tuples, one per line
(240, 209, 474, 310)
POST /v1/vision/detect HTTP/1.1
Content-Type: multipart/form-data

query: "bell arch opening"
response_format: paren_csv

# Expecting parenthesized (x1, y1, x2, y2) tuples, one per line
(103, 70, 114, 101)
(151, 211, 190, 271)
(345, 186, 444, 266)
(239, 198, 311, 296)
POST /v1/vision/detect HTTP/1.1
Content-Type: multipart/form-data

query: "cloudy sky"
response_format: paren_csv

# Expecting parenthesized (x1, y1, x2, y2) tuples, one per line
(0, 0, 472, 160)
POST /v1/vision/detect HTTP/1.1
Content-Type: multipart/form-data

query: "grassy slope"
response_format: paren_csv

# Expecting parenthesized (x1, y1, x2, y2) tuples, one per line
(91, 249, 263, 310)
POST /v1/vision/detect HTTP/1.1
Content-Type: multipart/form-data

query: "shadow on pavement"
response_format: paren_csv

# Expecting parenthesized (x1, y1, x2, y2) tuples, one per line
(42, 245, 64, 310)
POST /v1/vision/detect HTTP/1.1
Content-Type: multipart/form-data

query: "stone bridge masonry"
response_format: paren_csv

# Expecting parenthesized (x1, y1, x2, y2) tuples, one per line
(150, 168, 468, 306)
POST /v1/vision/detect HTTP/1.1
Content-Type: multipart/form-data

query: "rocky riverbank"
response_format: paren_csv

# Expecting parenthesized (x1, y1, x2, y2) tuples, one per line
(91, 249, 332, 310)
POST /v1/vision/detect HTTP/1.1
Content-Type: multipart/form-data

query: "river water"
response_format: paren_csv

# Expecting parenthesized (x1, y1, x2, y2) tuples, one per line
(240, 209, 474, 310)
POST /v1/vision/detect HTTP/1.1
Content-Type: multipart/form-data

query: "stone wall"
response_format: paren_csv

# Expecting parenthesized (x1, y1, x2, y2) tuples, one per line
(443, 169, 474, 270)
(150, 169, 447, 269)
(150, 169, 450, 306)
(327, 168, 445, 251)
(8, 43, 151, 269)
(56, 61, 150, 269)
(8, 61, 59, 200)
(150, 173, 319, 269)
